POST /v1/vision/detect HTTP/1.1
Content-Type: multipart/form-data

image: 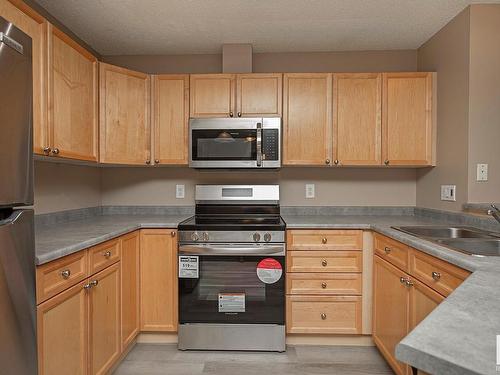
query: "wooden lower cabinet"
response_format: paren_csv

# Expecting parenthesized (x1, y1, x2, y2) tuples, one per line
(121, 231, 140, 348)
(140, 229, 178, 331)
(409, 278, 444, 332)
(37, 280, 88, 375)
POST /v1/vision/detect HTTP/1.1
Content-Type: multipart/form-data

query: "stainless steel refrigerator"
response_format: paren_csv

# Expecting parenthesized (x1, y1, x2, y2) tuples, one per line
(0, 16, 37, 374)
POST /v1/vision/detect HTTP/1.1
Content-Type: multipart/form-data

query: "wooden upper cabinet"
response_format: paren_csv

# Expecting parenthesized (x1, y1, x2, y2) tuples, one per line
(48, 25, 98, 161)
(382, 72, 435, 166)
(152, 75, 189, 165)
(333, 73, 382, 166)
(0, 0, 48, 155)
(99, 62, 151, 165)
(190, 74, 235, 117)
(283, 73, 332, 165)
(236, 73, 282, 117)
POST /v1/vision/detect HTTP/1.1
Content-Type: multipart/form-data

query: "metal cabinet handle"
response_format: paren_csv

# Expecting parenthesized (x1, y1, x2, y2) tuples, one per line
(325, 159, 331, 165)
(322, 238, 328, 244)
(43, 147, 51, 155)
(145, 160, 151, 165)
(321, 313, 327, 320)
(431, 271, 441, 281)
(384, 246, 391, 254)
(405, 279, 414, 287)
(229, 111, 234, 117)
(237, 112, 242, 117)
(321, 259, 328, 267)
(321, 282, 327, 289)
(154, 159, 160, 164)
(103, 251, 112, 258)
(400, 277, 407, 284)
(51, 148, 60, 155)
(171, 231, 176, 237)
(90, 280, 98, 287)
(334, 159, 339, 165)
(83, 283, 92, 290)
(61, 269, 71, 279)
(384, 160, 390, 166)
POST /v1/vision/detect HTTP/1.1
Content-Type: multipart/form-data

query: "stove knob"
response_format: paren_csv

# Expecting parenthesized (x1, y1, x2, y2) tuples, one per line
(253, 232, 261, 242)
(191, 232, 200, 242)
(202, 232, 209, 241)
(264, 233, 272, 242)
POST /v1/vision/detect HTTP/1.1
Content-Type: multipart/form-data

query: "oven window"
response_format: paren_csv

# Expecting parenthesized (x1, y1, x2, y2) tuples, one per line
(179, 255, 285, 325)
(191, 129, 257, 160)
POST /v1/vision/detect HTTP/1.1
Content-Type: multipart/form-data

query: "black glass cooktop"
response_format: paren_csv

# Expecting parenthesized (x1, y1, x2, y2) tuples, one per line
(178, 215, 286, 231)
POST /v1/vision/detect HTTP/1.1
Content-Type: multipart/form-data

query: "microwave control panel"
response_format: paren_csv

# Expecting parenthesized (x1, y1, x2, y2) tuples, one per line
(262, 129, 279, 161)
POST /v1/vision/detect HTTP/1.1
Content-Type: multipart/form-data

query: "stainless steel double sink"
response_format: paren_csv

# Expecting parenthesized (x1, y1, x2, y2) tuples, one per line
(392, 226, 500, 257)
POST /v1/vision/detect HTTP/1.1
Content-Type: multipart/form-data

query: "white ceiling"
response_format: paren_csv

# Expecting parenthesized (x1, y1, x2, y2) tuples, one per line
(35, 0, 500, 55)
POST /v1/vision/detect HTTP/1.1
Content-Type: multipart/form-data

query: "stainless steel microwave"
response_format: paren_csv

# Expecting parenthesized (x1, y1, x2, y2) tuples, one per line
(189, 118, 281, 169)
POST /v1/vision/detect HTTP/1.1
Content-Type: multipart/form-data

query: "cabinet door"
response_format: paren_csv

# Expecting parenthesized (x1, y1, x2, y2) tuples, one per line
(140, 229, 177, 331)
(99, 63, 151, 165)
(89, 263, 121, 375)
(0, 0, 48, 155)
(37, 280, 88, 375)
(236, 73, 282, 117)
(372, 255, 409, 375)
(283, 73, 332, 165)
(382, 72, 434, 166)
(152, 74, 189, 164)
(48, 25, 98, 161)
(190, 74, 235, 117)
(121, 231, 140, 349)
(409, 278, 444, 332)
(333, 73, 382, 166)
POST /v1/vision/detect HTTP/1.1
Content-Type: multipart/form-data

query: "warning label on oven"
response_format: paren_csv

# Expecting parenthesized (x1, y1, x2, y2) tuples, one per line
(179, 256, 199, 278)
(218, 293, 245, 313)
(256, 258, 283, 284)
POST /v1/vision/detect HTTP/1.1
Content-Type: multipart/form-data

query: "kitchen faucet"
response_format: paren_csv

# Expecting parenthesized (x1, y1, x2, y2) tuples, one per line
(488, 204, 500, 224)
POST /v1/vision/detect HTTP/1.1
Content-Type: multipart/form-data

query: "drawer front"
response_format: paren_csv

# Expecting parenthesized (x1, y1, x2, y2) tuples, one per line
(374, 234, 409, 271)
(286, 273, 362, 295)
(89, 238, 121, 275)
(287, 230, 363, 251)
(36, 251, 88, 304)
(286, 295, 362, 334)
(409, 249, 470, 296)
(287, 251, 362, 273)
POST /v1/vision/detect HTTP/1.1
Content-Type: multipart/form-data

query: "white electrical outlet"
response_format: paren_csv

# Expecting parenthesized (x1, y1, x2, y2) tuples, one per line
(441, 185, 456, 201)
(305, 184, 315, 199)
(176, 184, 185, 199)
(477, 163, 488, 181)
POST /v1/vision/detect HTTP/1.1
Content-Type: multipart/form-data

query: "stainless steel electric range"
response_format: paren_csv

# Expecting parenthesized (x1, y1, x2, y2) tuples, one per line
(177, 185, 286, 352)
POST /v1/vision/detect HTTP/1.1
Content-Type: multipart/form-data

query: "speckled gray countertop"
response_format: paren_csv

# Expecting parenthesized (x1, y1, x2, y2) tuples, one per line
(35, 208, 500, 375)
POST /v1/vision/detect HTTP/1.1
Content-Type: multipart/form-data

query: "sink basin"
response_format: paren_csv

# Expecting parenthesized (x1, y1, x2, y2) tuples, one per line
(394, 226, 499, 239)
(436, 239, 500, 257)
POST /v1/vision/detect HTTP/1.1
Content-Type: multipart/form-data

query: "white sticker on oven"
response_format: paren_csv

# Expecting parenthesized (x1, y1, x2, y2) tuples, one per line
(256, 258, 283, 284)
(179, 256, 199, 278)
(218, 293, 245, 313)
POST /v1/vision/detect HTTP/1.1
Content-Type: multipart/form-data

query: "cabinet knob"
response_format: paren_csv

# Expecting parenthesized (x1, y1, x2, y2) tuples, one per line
(229, 111, 234, 117)
(322, 238, 328, 244)
(103, 251, 112, 258)
(43, 147, 51, 155)
(321, 282, 327, 289)
(384, 246, 391, 254)
(90, 280, 99, 287)
(237, 112, 242, 117)
(325, 159, 331, 165)
(384, 160, 390, 166)
(51, 148, 60, 155)
(83, 283, 92, 290)
(60, 269, 71, 279)
(171, 231, 176, 237)
(405, 279, 414, 287)
(400, 277, 407, 284)
(154, 159, 160, 164)
(334, 159, 339, 165)
(321, 259, 328, 267)
(146, 160, 151, 165)
(431, 271, 441, 281)
(321, 313, 327, 320)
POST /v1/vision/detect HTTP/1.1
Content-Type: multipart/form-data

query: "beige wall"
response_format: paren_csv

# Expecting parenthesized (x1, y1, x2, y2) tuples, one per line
(100, 167, 416, 207)
(467, 5, 500, 203)
(102, 50, 417, 74)
(416, 7, 470, 211)
(34, 161, 101, 214)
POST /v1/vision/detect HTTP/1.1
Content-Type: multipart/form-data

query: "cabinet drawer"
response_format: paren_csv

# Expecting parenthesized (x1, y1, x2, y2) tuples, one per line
(286, 295, 362, 334)
(409, 249, 470, 296)
(89, 238, 121, 275)
(287, 230, 363, 251)
(374, 234, 409, 271)
(286, 273, 362, 295)
(287, 251, 362, 273)
(36, 251, 88, 304)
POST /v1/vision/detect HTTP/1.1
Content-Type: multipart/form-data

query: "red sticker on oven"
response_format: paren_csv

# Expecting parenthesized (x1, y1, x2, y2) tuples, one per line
(256, 258, 283, 284)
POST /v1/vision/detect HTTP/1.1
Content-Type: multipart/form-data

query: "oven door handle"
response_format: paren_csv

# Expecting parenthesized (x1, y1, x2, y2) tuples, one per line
(178, 244, 285, 256)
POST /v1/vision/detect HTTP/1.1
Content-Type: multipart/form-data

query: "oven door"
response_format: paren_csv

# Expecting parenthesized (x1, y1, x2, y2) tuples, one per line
(178, 244, 285, 325)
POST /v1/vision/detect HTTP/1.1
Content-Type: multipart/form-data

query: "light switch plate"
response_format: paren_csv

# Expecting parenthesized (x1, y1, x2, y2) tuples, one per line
(477, 163, 488, 181)
(176, 184, 185, 199)
(305, 184, 315, 199)
(441, 185, 456, 201)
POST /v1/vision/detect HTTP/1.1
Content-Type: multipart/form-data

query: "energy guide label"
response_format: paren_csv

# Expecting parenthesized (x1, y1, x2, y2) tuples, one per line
(179, 256, 199, 278)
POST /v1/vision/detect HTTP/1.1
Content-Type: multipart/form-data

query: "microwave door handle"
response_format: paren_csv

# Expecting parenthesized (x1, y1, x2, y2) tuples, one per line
(256, 122, 262, 167)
